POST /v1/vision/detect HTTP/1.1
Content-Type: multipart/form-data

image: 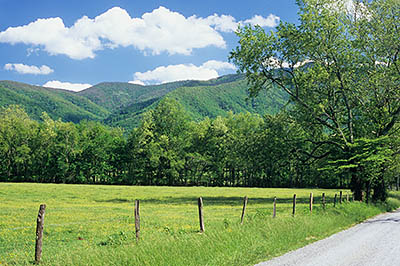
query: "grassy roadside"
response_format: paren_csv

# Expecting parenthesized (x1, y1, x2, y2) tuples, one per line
(0, 183, 399, 265)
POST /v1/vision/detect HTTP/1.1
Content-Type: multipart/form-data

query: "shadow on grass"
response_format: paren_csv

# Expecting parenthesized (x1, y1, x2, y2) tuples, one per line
(97, 196, 342, 206)
(388, 191, 400, 201)
(95, 198, 131, 203)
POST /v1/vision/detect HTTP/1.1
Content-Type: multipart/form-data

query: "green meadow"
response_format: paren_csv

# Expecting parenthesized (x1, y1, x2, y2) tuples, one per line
(1, 183, 399, 265)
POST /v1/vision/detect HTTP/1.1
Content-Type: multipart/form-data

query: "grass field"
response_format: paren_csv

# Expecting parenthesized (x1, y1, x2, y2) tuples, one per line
(0, 183, 399, 265)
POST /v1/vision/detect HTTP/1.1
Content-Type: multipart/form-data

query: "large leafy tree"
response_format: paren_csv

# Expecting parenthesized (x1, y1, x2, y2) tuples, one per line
(127, 98, 191, 185)
(0, 105, 38, 181)
(77, 121, 125, 184)
(230, 0, 400, 200)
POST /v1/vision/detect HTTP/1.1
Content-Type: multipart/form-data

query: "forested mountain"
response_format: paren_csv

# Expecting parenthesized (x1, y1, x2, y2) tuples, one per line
(105, 75, 288, 130)
(0, 74, 288, 130)
(77, 80, 189, 113)
(77, 75, 245, 114)
(0, 80, 110, 123)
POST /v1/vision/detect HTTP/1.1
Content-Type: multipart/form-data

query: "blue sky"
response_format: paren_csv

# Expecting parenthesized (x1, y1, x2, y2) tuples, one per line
(0, 0, 298, 91)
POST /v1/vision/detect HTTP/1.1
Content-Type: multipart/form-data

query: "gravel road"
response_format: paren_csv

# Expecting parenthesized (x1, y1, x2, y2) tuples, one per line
(256, 209, 400, 266)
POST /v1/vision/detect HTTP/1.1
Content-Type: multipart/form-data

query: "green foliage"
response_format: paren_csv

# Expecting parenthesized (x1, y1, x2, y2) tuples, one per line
(126, 98, 191, 185)
(230, 0, 400, 200)
(0, 75, 288, 132)
(77, 80, 195, 113)
(102, 74, 288, 131)
(0, 81, 109, 123)
(0, 103, 341, 188)
(166, 78, 287, 122)
(0, 105, 126, 184)
(0, 105, 38, 181)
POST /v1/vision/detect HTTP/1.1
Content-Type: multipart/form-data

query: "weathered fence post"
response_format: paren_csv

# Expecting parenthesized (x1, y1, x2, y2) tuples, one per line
(241, 196, 248, 225)
(309, 193, 313, 213)
(322, 193, 326, 209)
(273, 196, 277, 218)
(292, 194, 296, 216)
(35, 204, 46, 264)
(334, 194, 337, 207)
(198, 197, 205, 233)
(134, 200, 140, 241)
(339, 191, 343, 204)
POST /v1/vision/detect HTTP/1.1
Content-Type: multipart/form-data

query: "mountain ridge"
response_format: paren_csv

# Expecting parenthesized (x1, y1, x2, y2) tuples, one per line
(0, 74, 288, 130)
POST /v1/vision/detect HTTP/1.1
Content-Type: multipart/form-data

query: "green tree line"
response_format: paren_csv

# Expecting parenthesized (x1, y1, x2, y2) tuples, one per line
(1, 100, 399, 198)
(0, 101, 340, 188)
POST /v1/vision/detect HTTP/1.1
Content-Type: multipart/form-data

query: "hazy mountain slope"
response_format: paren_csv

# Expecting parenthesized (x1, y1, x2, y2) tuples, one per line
(168, 78, 287, 120)
(0, 74, 288, 130)
(0, 81, 109, 123)
(77, 81, 191, 113)
(77, 74, 245, 113)
(104, 75, 288, 130)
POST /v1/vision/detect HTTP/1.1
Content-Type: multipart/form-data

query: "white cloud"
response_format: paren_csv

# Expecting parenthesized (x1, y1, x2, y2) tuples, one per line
(202, 14, 238, 32)
(0, 17, 99, 59)
(129, 80, 145, 86)
(43, 80, 92, 92)
(0, 6, 280, 59)
(131, 60, 236, 85)
(202, 13, 280, 33)
(201, 60, 236, 71)
(4, 63, 54, 75)
(243, 14, 280, 28)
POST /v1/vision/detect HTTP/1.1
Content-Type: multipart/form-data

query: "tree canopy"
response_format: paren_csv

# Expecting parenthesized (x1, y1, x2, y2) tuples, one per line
(230, 0, 400, 200)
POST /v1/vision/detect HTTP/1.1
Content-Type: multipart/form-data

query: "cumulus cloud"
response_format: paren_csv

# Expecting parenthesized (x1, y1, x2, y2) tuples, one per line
(129, 80, 145, 86)
(243, 14, 280, 28)
(0, 6, 280, 59)
(4, 63, 53, 75)
(201, 60, 237, 71)
(131, 60, 236, 85)
(202, 14, 238, 32)
(201, 13, 280, 32)
(43, 80, 92, 92)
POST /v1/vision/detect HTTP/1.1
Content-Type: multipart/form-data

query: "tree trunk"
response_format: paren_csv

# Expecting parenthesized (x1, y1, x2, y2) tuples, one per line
(351, 172, 363, 201)
(366, 181, 371, 204)
(372, 175, 387, 202)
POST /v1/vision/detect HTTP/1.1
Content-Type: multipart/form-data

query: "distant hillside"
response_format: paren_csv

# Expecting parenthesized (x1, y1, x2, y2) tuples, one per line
(78, 80, 193, 113)
(168, 77, 287, 120)
(0, 81, 109, 123)
(104, 74, 289, 130)
(0, 74, 288, 130)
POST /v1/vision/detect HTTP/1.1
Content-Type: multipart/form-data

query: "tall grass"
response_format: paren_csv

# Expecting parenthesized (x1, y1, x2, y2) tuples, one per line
(0, 183, 398, 265)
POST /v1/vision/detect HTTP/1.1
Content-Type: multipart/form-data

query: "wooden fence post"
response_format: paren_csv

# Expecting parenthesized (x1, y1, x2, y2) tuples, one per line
(292, 194, 296, 216)
(134, 200, 140, 241)
(241, 196, 248, 225)
(309, 193, 313, 213)
(35, 204, 46, 264)
(273, 197, 277, 218)
(334, 194, 337, 207)
(198, 197, 205, 233)
(339, 191, 343, 204)
(322, 193, 326, 209)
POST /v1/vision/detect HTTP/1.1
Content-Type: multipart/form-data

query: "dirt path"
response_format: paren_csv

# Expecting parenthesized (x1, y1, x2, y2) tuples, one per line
(256, 209, 400, 266)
